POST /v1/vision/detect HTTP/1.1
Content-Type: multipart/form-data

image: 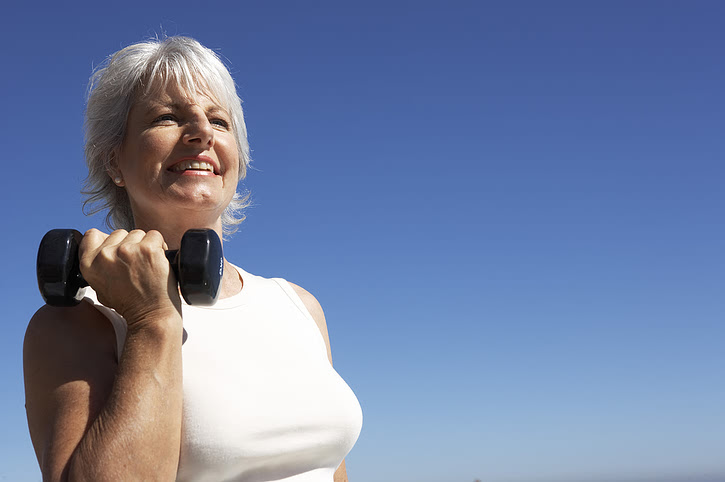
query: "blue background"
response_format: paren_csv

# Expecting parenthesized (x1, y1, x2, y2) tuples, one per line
(1, 1, 723, 481)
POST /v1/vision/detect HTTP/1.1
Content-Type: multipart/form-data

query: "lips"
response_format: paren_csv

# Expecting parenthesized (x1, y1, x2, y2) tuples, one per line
(168, 155, 220, 175)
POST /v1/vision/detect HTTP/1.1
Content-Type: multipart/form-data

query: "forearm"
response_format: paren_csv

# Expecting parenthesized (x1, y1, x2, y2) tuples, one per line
(67, 316, 183, 481)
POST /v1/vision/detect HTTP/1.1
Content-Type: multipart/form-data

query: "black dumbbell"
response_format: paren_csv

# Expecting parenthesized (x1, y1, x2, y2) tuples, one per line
(37, 229, 224, 307)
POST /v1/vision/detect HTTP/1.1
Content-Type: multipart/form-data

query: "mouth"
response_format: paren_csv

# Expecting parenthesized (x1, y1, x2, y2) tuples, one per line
(168, 156, 220, 175)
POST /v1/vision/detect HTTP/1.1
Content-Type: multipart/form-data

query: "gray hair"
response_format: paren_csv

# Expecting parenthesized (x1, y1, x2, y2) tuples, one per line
(82, 36, 251, 236)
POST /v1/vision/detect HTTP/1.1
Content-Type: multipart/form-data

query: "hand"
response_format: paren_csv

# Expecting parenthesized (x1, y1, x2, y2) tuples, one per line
(79, 229, 182, 327)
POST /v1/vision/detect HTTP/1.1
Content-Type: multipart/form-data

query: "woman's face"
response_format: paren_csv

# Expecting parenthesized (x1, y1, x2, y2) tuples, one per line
(115, 81, 239, 228)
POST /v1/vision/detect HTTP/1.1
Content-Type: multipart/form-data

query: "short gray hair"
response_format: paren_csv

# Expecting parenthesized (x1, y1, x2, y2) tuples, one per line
(82, 36, 251, 236)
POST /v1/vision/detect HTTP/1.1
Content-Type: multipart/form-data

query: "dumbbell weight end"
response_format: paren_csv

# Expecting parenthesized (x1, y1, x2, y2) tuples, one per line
(36, 229, 88, 307)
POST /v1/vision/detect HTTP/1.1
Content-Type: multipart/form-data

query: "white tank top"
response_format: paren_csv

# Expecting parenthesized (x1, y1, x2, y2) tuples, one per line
(83, 265, 362, 481)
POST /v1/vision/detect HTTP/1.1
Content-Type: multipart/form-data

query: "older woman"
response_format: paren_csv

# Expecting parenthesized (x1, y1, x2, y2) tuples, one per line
(24, 36, 362, 482)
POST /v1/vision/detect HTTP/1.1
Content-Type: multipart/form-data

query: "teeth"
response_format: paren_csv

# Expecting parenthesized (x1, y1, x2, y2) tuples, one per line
(170, 160, 215, 173)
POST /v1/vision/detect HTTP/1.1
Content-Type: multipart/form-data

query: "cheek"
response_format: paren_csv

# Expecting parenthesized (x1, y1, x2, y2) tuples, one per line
(223, 150, 241, 179)
(123, 135, 169, 175)
(216, 132, 239, 162)
(138, 134, 168, 158)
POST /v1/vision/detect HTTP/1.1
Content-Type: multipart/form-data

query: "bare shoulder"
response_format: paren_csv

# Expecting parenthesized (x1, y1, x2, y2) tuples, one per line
(25, 301, 117, 361)
(24, 301, 118, 471)
(287, 282, 333, 364)
(288, 283, 325, 323)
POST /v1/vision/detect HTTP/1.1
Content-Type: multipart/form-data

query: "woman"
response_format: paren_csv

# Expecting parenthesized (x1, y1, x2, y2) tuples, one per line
(23, 36, 362, 482)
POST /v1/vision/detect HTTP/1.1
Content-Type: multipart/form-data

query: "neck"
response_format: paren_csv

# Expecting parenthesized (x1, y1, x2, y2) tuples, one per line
(219, 259, 244, 299)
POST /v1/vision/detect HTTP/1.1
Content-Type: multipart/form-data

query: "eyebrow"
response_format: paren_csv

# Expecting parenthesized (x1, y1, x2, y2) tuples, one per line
(205, 105, 229, 116)
(143, 100, 229, 116)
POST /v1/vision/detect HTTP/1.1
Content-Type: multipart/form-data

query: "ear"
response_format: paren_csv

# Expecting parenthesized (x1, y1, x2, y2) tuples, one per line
(106, 149, 125, 187)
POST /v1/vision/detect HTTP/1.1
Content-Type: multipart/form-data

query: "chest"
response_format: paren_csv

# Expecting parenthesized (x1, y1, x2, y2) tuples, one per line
(176, 301, 362, 481)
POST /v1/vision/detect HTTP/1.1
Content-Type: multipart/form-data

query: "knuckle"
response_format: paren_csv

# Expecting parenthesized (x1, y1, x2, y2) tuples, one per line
(143, 230, 166, 249)
(115, 242, 135, 259)
(99, 245, 117, 261)
(137, 241, 156, 254)
(145, 230, 163, 241)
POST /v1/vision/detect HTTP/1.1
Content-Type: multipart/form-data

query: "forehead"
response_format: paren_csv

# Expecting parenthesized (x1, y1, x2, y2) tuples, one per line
(135, 75, 227, 111)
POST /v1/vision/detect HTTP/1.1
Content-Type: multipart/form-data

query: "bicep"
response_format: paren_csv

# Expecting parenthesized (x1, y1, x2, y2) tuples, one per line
(24, 302, 117, 479)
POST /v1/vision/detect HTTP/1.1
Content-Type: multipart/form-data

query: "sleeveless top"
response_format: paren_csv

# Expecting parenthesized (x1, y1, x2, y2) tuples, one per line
(83, 265, 363, 482)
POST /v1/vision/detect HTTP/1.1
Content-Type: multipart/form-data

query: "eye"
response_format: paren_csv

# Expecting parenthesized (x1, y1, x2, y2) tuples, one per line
(153, 113, 176, 123)
(210, 118, 230, 129)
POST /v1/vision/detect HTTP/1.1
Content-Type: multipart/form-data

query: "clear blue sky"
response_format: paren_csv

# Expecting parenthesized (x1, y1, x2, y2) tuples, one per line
(1, 2, 723, 481)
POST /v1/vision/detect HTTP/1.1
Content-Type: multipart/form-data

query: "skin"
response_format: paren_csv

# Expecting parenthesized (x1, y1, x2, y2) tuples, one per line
(24, 82, 349, 481)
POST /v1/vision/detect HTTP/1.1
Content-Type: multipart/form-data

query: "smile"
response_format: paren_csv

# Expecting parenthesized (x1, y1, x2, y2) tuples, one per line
(168, 159, 217, 174)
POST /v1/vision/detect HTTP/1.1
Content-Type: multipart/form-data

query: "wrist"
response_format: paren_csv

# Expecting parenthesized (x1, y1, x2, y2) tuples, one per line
(124, 304, 183, 338)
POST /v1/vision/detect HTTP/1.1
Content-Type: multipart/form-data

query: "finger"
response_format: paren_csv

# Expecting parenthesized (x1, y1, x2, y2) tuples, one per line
(79, 228, 109, 262)
(79, 228, 113, 278)
(87, 228, 129, 262)
(118, 229, 147, 246)
(113, 229, 153, 265)
(143, 230, 168, 251)
(101, 229, 133, 249)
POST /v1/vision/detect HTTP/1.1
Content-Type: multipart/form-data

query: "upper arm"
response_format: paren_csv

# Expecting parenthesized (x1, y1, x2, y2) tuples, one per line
(288, 283, 333, 365)
(23, 302, 118, 480)
(334, 459, 349, 482)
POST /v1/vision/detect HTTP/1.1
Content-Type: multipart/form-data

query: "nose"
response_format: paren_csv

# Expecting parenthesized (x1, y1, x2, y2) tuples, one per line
(183, 113, 214, 148)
